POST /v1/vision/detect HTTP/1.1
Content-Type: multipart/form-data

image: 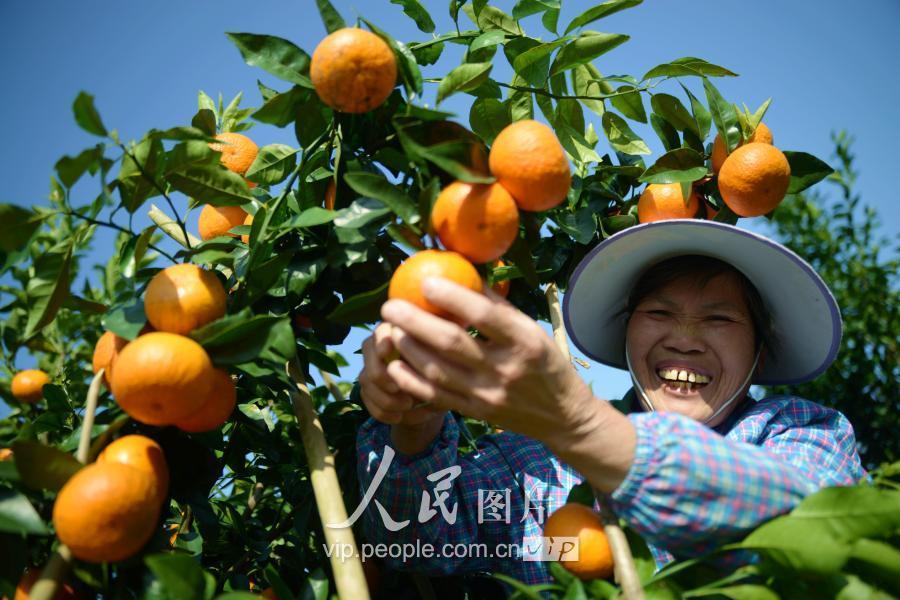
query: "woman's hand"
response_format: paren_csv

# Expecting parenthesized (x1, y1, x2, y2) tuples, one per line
(380, 277, 602, 453)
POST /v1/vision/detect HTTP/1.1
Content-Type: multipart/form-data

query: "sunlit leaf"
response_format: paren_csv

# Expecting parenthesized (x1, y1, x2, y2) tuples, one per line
(225, 33, 312, 87)
(72, 91, 107, 136)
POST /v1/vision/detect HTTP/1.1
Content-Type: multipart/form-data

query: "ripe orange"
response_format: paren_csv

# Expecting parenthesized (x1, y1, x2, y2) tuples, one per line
(198, 205, 250, 241)
(97, 435, 169, 505)
(310, 28, 398, 114)
(0, 448, 12, 461)
(92, 331, 128, 387)
(543, 503, 614, 580)
(241, 213, 253, 245)
(491, 260, 511, 298)
(144, 263, 227, 335)
(10, 369, 50, 403)
(209, 132, 258, 176)
(109, 332, 215, 426)
(173, 369, 237, 433)
(489, 120, 571, 212)
(388, 250, 482, 318)
(14, 567, 80, 600)
(637, 183, 700, 223)
(52, 462, 160, 563)
(718, 142, 791, 217)
(431, 181, 519, 264)
(260, 589, 277, 600)
(324, 179, 336, 211)
(711, 123, 773, 174)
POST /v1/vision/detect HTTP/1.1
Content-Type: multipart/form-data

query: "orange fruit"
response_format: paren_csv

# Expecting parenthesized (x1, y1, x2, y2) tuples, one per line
(260, 589, 278, 600)
(0, 448, 12, 461)
(109, 332, 215, 426)
(14, 567, 80, 600)
(718, 142, 791, 217)
(388, 250, 482, 319)
(10, 369, 50, 403)
(491, 260, 511, 298)
(430, 181, 519, 264)
(637, 183, 700, 223)
(543, 503, 614, 581)
(324, 179, 336, 211)
(92, 331, 128, 387)
(173, 369, 237, 433)
(97, 434, 169, 505)
(198, 205, 250, 241)
(144, 263, 227, 335)
(241, 213, 254, 245)
(53, 462, 160, 563)
(711, 122, 773, 174)
(488, 120, 571, 212)
(310, 28, 398, 114)
(209, 132, 258, 176)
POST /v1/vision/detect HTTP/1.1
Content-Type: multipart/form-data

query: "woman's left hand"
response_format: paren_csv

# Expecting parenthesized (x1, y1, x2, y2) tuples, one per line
(380, 276, 602, 450)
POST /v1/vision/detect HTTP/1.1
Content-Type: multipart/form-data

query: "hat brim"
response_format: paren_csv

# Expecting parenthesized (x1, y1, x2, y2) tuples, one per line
(562, 220, 841, 385)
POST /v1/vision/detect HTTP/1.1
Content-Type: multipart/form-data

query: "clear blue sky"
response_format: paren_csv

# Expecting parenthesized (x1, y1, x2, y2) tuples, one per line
(2, 1, 898, 414)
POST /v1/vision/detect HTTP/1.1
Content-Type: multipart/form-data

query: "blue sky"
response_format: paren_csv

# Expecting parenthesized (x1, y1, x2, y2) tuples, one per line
(1, 0, 898, 414)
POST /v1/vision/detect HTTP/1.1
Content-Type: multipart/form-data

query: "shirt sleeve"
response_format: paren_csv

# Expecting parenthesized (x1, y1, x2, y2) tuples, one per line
(609, 403, 866, 558)
(355, 414, 523, 576)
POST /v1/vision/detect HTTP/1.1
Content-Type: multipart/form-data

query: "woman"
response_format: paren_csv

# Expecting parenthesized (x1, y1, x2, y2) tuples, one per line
(355, 220, 866, 585)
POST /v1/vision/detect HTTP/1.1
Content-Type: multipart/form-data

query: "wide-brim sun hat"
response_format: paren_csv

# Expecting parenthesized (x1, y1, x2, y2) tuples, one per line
(562, 219, 841, 385)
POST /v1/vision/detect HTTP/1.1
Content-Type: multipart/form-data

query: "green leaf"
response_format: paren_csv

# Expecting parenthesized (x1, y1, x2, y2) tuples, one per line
(542, 7, 560, 33)
(703, 78, 741, 152)
(649, 114, 680, 152)
(390, 0, 435, 33)
(602, 112, 651, 155)
(245, 144, 298, 186)
(0, 205, 42, 254)
(564, 0, 643, 34)
(686, 585, 779, 600)
(294, 93, 332, 149)
(643, 57, 738, 80)
(470, 30, 506, 53)
(315, 0, 345, 33)
(102, 299, 146, 340)
(784, 151, 834, 194)
(436, 62, 493, 104)
(682, 83, 712, 140)
(288, 207, 338, 228)
(192, 312, 296, 365)
(651, 93, 697, 134)
(145, 553, 211, 600)
(24, 246, 73, 338)
(72, 91, 107, 136)
(847, 538, 900, 595)
(364, 20, 424, 98)
(550, 32, 629, 76)
(639, 148, 707, 184)
(0, 491, 48, 535)
(55, 145, 103, 188)
(565, 482, 594, 506)
(118, 136, 165, 213)
(342, 172, 419, 224)
(167, 164, 255, 207)
(463, 4, 523, 35)
(192, 108, 217, 135)
(332, 198, 390, 229)
(299, 568, 329, 600)
(512, 38, 568, 87)
(507, 74, 534, 121)
(225, 33, 312, 87)
(11, 441, 82, 492)
(252, 86, 307, 127)
(556, 122, 602, 164)
(571, 64, 610, 116)
(470, 98, 511, 145)
(152, 126, 218, 143)
(122, 227, 154, 279)
(328, 282, 389, 326)
(609, 85, 646, 123)
(512, 0, 559, 20)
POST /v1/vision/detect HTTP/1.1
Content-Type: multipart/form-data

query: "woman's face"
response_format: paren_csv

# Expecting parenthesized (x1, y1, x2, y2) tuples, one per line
(625, 269, 759, 426)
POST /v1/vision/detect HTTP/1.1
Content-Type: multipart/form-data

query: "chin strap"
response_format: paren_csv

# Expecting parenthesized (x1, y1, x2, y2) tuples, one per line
(625, 346, 761, 426)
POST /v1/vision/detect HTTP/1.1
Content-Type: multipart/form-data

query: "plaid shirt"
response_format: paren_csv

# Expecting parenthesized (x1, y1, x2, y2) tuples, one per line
(355, 394, 866, 586)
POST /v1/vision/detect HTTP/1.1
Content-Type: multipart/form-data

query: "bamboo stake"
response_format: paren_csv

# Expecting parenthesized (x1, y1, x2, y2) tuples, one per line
(30, 370, 105, 600)
(543, 283, 644, 600)
(287, 361, 370, 600)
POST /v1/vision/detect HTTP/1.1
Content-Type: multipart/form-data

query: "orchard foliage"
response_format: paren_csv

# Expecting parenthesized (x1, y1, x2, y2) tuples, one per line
(0, 1, 894, 598)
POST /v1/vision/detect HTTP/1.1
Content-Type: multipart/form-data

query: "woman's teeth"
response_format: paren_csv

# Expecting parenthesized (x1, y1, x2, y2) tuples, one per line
(657, 368, 710, 392)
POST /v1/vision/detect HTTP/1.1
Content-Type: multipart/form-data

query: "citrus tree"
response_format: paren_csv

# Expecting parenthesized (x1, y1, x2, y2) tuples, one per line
(1, 1, 898, 599)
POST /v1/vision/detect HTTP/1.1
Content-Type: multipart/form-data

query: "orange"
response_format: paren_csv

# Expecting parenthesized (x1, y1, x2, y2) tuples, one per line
(718, 142, 791, 217)
(488, 120, 571, 212)
(637, 183, 700, 223)
(543, 503, 614, 581)
(491, 260, 511, 298)
(97, 434, 169, 505)
(92, 331, 128, 387)
(260, 589, 277, 600)
(711, 123, 773, 174)
(198, 205, 250, 241)
(13, 567, 80, 600)
(173, 369, 237, 433)
(144, 263, 227, 335)
(388, 250, 482, 319)
(0, 448, 12, 461)
(109, 332, 215, 426)
(53, 462, 159, 563)
(10, 369, 49, 403)
(431, 181, 519, 264)
(209, 132, 258, 176)
(324, 179, 336, 211)
(310, 28, 398, 114)
(241, 213, 253, 245)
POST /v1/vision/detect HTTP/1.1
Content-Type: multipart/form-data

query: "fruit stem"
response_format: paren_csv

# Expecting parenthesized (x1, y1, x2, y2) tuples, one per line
(287, 359, 370, 600)
(543, 283, 645, 599)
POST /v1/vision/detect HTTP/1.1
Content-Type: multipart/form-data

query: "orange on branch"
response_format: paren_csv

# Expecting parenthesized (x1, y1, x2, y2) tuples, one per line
(489, 120, 571, 212)
(324, 179, 336, 211)
(241, 213, 253, 244)
(174, 369, 237, 433)
(52, 462, 160, 563)
(310, 28, 398, 114)
(209, 132, 258, 176)
(711, 122, 773, 174)
(0, 448, 12, 461)
(92, 331, 128, 387)
(543, 503, 614, 581)
(431, 181, 519, 264)
(14, 568, 80, 600)
(96, 434, 169, 505)
(144, 263, 227, 335)
(10, 369, 50, 403)
(388, 250, 482, 319)
(637, 183, 701, 223)
(198, 204, 250, 241)
(109, 332, 215, 426)
(718, 142, 791, 217)
(491, 260, 511, 298)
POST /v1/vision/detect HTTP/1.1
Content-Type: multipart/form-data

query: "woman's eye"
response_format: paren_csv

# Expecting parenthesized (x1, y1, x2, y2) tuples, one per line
(646, 310, 670, 317)
(707, 315, 734, 322)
